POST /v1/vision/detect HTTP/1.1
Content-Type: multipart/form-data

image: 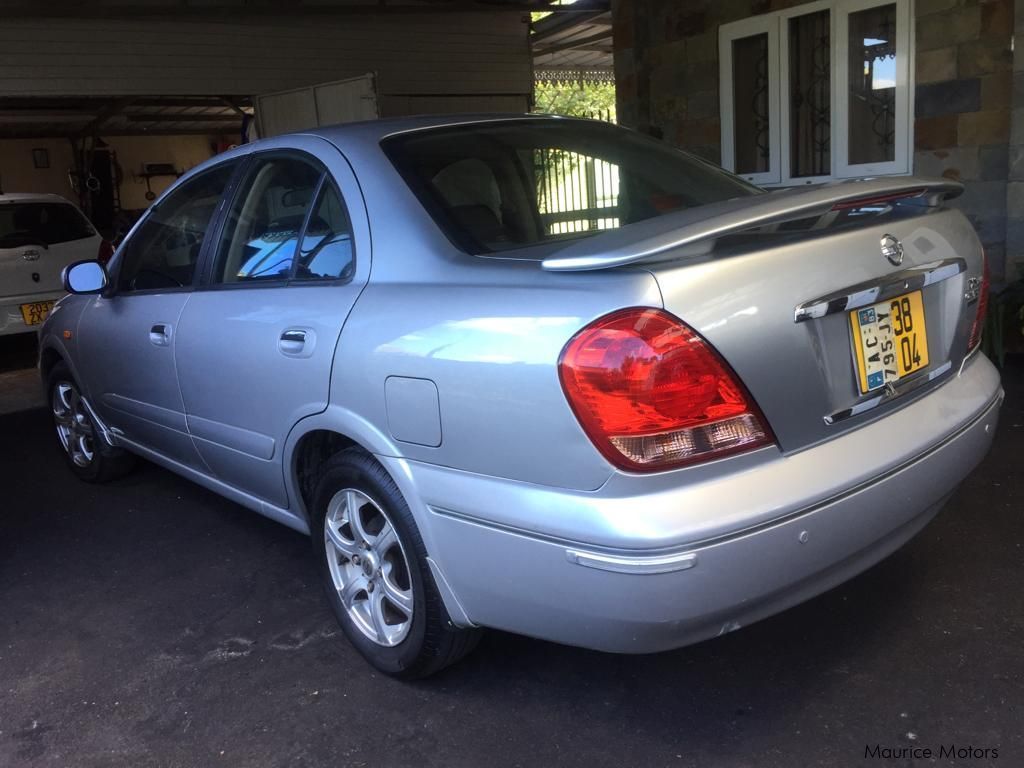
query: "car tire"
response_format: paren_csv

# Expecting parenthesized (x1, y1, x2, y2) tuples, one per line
(312, 448, 481, 679)
(48, 361, 136, 483)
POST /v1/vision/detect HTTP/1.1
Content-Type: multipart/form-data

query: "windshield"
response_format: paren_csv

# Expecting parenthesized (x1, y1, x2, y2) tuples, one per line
(0, 201, 96, 249)
(382, 119, 761, 254)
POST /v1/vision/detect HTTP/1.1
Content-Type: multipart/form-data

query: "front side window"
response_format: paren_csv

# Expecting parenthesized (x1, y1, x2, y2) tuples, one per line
(117, 163, 236, 292)
(383, 120, 759, 254)
(212, 157, 322, 284)
(720, 0, 910, 184)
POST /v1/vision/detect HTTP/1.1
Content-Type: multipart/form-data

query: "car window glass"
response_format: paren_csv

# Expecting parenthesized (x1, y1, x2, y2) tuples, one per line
(117, 163, 236, 292)
(382, 120, 760, 254)
(213, 157, 321, 283)
(0, 202, 95, 248)
(295, 182, 355, 280)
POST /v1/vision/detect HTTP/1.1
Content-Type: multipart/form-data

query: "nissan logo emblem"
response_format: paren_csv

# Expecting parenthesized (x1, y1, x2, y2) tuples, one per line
(880, 234, 904, 266)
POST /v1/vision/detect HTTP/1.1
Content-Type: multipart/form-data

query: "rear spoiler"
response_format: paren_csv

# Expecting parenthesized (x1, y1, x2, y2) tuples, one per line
(541, 177, 963, 272)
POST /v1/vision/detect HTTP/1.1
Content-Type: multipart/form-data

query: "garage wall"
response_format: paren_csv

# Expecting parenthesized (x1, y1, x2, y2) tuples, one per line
(0, 138, 76, 200)
(0, 14, 532, 113)
(0, 135, 227, 209)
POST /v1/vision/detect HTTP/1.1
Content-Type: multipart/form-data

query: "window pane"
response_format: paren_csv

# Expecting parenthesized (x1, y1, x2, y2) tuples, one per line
(0, 203, 95, 247)
(533, 148, 621, 237)
(213, 158, 321, 283)
(383, 120, 759, 254)
(789, 11, 831, 177)
(847, 3, 897, 165)
(117, 163, 235, 292)
(296, 183, 355, 280)
(732, 33, 771, 175)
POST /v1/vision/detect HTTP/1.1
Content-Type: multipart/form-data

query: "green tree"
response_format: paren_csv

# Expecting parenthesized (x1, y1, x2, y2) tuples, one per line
(533, 81, 616, 120)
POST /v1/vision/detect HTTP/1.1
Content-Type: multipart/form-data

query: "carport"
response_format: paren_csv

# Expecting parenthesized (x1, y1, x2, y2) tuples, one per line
(1, 1, 1022, 766)
(0, 0, 550, 235)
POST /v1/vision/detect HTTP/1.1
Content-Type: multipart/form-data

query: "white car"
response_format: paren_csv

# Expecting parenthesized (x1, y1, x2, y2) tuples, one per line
(0, 193, 111, 336)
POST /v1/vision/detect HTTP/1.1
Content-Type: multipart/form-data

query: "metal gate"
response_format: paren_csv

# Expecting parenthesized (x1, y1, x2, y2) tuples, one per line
(534, 108, 620, 236)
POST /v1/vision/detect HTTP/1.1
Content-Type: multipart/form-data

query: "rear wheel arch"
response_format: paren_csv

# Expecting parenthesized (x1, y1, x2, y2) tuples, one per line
(291, 428, 360, 521)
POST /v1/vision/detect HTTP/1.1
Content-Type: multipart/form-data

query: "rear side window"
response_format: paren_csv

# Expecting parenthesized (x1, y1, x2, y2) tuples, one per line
(117, 162, 236, 292)
(212, 157, 322, 283)
(382, 119, 760, 254)
(0, 202, 95, 248)
(295, 182, 354, 280)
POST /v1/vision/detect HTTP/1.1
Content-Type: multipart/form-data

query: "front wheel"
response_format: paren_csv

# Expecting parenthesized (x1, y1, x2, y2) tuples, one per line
(312, 448, 480, 678)
(48, 361, 135, 483)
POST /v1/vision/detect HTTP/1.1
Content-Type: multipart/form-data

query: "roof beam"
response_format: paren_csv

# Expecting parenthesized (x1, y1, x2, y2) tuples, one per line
(531, 10, 609, 42)
(533, 28, 611, 55)
(78, 97, 136, 137)
(125, 113, 241, 123)
(130, 97, 250, 108)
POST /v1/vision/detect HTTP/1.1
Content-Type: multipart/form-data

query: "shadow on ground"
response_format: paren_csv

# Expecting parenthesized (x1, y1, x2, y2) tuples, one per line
(0, 363, 1021, 767)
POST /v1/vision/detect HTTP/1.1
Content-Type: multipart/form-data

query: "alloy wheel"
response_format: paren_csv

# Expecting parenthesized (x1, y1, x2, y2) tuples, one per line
(324, 488, 414, 647)
(52, 381, 95, 468)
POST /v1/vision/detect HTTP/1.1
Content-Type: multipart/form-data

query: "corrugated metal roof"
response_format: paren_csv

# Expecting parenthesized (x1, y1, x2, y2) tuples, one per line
(0, 96, 251, 138)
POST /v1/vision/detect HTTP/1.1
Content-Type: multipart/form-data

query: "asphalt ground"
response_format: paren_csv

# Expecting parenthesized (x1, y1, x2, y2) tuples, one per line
(0, 334, 1021, 767)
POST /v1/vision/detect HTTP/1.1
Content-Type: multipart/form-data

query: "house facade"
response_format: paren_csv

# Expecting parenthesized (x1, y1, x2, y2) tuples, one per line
(612, 0, 1023, 282)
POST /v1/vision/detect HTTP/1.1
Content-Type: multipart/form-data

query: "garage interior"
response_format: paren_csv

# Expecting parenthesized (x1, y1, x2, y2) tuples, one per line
(1, 0, 1021, 766)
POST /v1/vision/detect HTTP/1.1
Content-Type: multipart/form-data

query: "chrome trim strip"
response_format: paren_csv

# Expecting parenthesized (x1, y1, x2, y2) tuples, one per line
(794, 258, 966, 323)
(565, 549, 698, 575)
(825, 360, 953, 424)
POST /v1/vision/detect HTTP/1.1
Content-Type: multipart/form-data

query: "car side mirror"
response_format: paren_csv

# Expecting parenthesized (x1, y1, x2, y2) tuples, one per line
(63, 260, 108, 295)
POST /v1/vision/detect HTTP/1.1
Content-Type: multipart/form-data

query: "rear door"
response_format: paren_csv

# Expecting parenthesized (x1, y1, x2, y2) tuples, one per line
(174, 137, 369, 508)
(0, 198, 100, 332)
(75, 161, 240, 469)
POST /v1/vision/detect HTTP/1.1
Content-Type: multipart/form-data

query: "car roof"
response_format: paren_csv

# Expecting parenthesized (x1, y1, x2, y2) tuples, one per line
(0, 192, 79, 205)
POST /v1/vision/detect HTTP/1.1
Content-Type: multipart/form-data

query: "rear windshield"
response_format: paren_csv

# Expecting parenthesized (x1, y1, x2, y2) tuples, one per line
(382, 119, 761, 254)
(0, 202, 96, 248)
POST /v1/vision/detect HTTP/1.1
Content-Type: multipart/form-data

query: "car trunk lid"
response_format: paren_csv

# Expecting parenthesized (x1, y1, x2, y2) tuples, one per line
(543, 179, 984, 453)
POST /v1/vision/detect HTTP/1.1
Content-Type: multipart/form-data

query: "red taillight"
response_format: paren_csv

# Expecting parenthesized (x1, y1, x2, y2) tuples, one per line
(97, 239, 114, 266)
(968, 251, 990, 351)
(558, 308, 774, 472)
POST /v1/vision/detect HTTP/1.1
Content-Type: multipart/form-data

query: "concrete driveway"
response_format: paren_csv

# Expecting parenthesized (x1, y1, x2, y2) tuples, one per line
(0, 342, 1020, 767)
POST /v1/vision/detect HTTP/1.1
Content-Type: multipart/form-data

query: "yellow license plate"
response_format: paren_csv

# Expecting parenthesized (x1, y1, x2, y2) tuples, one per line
(20, 300, 55, 326)
(849, 290, 929, 394)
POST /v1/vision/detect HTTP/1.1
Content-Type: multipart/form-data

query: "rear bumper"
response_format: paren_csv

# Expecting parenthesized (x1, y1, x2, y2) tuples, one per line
(383, 354, 1003, 653)
(0, 291, 63, 337)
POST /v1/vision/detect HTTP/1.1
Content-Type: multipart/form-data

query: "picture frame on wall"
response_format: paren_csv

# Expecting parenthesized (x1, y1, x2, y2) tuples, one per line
(32, 148, 50, 169)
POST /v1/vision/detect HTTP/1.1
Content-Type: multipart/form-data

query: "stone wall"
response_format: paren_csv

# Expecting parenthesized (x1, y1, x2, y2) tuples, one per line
(1007, 0, 1024, 279)
(612, 0, 1018, 280)
(914, 0, 1014, 281)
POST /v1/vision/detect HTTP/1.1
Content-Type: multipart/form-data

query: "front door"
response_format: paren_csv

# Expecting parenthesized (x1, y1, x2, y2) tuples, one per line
(76, 161, 239, 469)
(175, 141, 368, 508)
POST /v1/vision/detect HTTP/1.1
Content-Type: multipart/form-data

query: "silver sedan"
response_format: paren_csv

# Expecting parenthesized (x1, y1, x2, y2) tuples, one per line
(41, 115, 1002, 677)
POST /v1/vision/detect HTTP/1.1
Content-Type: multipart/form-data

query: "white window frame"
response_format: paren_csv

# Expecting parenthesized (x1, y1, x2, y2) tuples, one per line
(719, 0, 914, 186)
(719, 15, 781, 186)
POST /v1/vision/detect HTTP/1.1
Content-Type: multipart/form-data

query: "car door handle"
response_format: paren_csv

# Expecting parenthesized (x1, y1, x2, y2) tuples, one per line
(279, 328, 312, 356)
(149, 323, 172, 347)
